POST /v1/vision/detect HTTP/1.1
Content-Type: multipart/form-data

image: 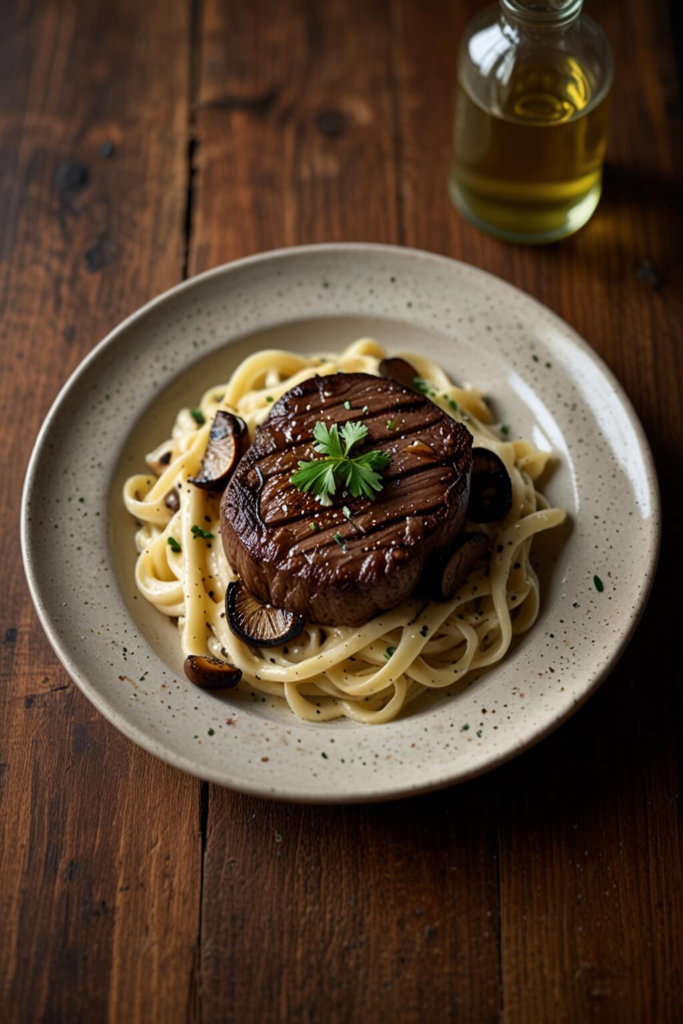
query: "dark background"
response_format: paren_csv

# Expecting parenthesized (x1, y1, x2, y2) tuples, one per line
(1, 1, 682, 1021)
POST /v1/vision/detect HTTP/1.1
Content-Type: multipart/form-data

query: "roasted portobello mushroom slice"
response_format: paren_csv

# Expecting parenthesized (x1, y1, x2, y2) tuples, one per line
(189, 411, 250, 490)
(226, 581, 305, 648)
(184, 654, 242, 690)
(468, 448, 512, 523)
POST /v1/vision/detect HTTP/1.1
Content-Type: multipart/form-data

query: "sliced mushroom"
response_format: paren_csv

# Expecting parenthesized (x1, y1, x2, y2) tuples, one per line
(189, 411, 249, 490)
(468, 448, 513, 523)
(146, 449, 172, 476)
(379, 356, 421, 392)
(438, 533, 489, 600)
(165, 489, 180, 513)
(184, 654, 242, 690)
(226, 580, 305, 648)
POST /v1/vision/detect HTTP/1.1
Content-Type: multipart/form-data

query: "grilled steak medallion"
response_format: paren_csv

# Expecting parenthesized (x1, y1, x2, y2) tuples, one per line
(220, 373, 473, 626)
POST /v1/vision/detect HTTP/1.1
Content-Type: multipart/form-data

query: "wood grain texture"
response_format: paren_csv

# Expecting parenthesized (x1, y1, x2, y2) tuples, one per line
(190, 1, 683, 1022)
(2, 0, 682, 1021)
(191, 4, 500, 1020)
(200, 787, 500, 1022)
(391, 0, 683, 1021)
(190, 0, 400, 272)
(0, 2, 202, 1021)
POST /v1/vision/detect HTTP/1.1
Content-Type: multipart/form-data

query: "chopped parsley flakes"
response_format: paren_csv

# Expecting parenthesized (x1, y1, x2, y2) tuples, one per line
(191, 408, 205, 425)
(412, 375, 436, 397)
(167, 537, 182, 553)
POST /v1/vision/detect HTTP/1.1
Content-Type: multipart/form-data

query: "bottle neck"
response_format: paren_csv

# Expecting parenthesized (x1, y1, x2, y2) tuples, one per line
(499, 0, 583, 30)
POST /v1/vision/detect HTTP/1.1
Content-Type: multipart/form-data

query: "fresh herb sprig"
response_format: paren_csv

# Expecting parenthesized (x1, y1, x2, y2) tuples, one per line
(290, 420, 391, 506)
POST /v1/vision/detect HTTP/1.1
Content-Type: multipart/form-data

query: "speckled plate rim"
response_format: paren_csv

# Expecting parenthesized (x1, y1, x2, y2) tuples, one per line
(21, 244, 661, 803)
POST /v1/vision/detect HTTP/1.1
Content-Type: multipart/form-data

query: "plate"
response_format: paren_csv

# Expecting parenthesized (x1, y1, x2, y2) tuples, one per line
(21, 244, 660, 803)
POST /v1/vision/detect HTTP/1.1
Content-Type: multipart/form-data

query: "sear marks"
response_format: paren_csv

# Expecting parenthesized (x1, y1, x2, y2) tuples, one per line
(220, 373, 473, 626)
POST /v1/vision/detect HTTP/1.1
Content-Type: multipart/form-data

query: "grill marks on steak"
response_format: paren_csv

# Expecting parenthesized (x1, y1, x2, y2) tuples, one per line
(221, 372, 473, 626)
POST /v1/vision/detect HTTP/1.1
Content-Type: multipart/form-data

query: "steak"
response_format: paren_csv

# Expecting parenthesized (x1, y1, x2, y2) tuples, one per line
(220, 372, 473, 626)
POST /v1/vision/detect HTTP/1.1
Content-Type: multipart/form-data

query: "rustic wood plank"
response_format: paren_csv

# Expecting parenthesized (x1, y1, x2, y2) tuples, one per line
(191, 2, 501, 1021)
(496, 3, 683, 1019)
(391, 0, 683, 1020)
(0, 2, 201, 1021)
(190, 0, 401, 273)
(201, 785, 501, 1023)
(2, 0, 681, 1021)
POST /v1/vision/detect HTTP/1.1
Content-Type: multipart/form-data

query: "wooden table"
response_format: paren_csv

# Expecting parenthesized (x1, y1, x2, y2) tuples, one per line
(1, 1, 681, 1020)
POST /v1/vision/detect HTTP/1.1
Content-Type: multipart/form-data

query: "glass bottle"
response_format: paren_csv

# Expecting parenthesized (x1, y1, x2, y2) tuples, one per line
(448, 0, 613, 244)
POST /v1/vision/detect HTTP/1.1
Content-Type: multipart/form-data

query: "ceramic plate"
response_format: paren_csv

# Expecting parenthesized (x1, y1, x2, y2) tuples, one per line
(21, 245, 660, 803)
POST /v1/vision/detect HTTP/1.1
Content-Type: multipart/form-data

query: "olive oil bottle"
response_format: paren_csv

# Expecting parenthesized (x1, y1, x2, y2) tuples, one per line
(449, 0, 613, 244)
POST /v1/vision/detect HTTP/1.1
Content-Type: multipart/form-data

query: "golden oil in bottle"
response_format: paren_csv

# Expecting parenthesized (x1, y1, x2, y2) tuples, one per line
(449, 1, 613, 244)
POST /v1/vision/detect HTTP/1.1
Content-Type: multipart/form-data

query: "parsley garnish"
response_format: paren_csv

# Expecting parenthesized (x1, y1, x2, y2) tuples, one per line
(191, 408, 205, 425)
(412, 375, 436, 397)
(386, 418, 395, 430)
(290, 421, 391, 506)
(384, 646, 396, 659)
(343, 400, 351, 410)
(593, 575, 604, 592)
(167, 537, 181, 553)
(333, 531, 347, 553)
(500, 424, 510, 436)
(266, 396, 274, 403)
(191, 525, 213, 540)
(310, 522, 319, 532)
(342, 506, 352, 520)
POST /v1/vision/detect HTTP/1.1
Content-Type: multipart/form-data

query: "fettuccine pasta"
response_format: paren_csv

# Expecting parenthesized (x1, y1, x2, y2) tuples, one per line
(123, 339, 565, 723)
